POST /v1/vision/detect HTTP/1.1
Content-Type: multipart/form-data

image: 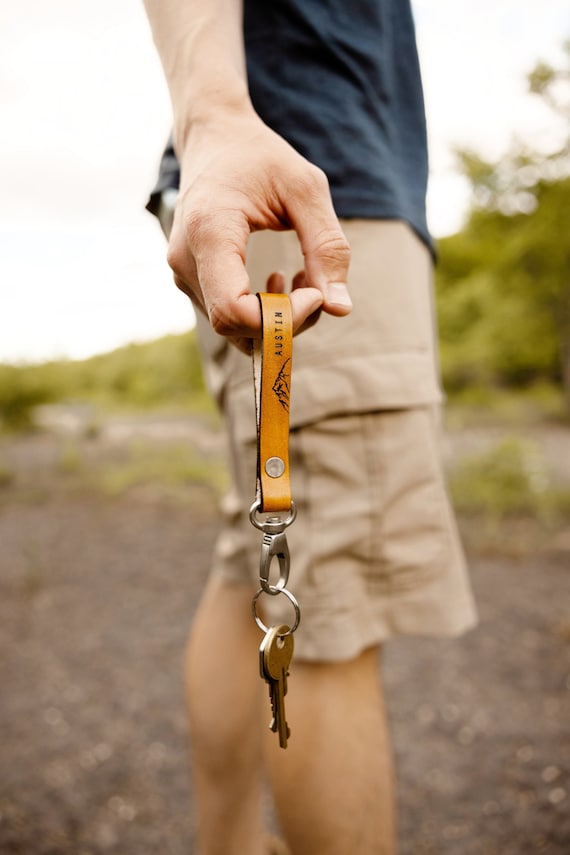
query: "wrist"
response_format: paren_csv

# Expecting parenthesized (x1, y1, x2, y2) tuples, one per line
(173, 89, 260, 159)
(172, 76, 255, 153)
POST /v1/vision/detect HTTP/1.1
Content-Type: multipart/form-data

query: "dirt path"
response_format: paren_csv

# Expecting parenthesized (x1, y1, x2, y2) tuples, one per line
(0, 426, 569, 854)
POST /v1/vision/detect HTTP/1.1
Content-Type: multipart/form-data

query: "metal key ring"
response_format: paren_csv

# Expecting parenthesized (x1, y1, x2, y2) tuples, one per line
(252, 586, 301, 636)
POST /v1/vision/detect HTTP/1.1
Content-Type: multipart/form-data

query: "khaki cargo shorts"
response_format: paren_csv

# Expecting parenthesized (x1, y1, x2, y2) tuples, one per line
(195, 220, 478, 661)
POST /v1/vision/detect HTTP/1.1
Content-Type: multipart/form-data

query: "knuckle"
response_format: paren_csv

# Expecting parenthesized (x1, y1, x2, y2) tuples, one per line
(184, 206, 216, 248)
(166, 243, 184, 276)
(166, 239, 196, 298)
(314, 228, 351, 263)
(310, 164, 330, 190)
(290, 163, 329, 198)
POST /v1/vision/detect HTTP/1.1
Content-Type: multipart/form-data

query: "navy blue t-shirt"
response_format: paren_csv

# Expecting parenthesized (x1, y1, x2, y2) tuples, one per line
(148, 0, 430, 248)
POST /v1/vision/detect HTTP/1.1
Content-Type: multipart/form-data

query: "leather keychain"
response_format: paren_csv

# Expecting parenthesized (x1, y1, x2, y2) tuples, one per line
(250, 291, 300, 749)
(252, 292, 294, 514)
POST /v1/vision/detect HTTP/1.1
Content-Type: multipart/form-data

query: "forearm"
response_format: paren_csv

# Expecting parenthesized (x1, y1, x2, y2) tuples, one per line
(142, 0, 253, 150)
(143, 0, 351, 346)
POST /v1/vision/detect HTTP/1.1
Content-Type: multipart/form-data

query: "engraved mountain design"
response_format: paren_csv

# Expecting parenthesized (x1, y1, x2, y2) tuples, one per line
(272, 359, 291, 412)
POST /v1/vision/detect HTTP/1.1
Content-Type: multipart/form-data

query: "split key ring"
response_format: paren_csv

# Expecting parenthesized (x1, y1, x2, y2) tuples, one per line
(252, 586, 301, 636)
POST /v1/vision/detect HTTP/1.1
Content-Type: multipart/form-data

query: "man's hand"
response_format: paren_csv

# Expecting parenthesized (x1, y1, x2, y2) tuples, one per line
(142, 0, 351, 350)
(167, 112, 352, 352)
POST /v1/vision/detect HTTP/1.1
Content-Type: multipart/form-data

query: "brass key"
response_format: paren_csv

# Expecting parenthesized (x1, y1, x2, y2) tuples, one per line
(260, 624, 294, 749)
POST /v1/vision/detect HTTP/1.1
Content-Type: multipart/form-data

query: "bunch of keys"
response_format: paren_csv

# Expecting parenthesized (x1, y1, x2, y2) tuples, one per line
(251, 502, 300, 750)
(259, 624, 294, 748)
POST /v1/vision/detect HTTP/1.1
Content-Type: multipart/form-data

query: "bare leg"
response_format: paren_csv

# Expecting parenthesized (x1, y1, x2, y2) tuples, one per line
(185, 575, 269, 855)
(266, 646, 397, 855)
(186, 575, 396, 855)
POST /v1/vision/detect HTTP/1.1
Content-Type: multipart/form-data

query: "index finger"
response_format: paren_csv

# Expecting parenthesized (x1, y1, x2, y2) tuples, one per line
(187, 213, 325, 338)
(282, 168, 352, 314)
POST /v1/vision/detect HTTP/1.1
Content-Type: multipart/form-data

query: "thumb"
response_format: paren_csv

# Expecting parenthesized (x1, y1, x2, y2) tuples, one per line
(286, 171, 352, 316)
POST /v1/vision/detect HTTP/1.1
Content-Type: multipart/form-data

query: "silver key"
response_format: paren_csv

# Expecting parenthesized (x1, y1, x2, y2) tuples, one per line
(260, 624, 294, 749)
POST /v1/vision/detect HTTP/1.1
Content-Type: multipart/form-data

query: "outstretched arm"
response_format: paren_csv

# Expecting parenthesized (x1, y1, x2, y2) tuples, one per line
(143, 0, 352, 350)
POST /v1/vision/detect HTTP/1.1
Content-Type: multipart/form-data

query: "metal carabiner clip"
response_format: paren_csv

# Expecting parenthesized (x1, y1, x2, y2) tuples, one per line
(249, 500, 297, 595)
(259, 528, 290, 595)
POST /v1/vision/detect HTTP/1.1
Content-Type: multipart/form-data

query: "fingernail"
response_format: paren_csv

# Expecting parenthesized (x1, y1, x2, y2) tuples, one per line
(326, 282, 352, 308)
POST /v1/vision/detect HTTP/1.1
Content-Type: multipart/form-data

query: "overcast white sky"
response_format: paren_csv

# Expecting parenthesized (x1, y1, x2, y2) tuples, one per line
(0, 0, 568, 363)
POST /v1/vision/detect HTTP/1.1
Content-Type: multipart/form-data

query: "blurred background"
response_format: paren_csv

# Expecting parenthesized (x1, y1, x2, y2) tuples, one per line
(1, 2, 569, 854)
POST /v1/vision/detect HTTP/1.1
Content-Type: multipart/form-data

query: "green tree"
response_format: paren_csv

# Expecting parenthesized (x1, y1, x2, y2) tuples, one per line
(436, 43, 570, 407)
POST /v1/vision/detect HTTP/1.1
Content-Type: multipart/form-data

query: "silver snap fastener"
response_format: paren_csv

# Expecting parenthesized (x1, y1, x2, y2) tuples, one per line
(265, 456, 285, 478)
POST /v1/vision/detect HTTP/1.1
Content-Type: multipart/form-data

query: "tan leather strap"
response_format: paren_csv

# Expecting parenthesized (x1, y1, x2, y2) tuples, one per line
(253, 293, 293, 514)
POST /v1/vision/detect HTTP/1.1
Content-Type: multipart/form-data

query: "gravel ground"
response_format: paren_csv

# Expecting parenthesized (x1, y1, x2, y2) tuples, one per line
(0, 425, 569, 854)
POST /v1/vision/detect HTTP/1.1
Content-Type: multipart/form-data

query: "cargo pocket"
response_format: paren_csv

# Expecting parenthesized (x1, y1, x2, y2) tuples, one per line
(364, 407, 451, 593)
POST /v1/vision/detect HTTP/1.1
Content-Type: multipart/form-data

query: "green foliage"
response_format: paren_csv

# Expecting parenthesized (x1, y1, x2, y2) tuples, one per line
(446, 383, 565, 424)
(436, 43, 570, 406)
(0, 464, 14, 488)
(0, 331, 213, 429)
(66, 332, 209, 409)
(436, 177, 570, 397)
(0, 364, 58, 430)
(449, 436, 570, 524)
(451, 437, 541, 519)
(528, 40, 570, 122)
